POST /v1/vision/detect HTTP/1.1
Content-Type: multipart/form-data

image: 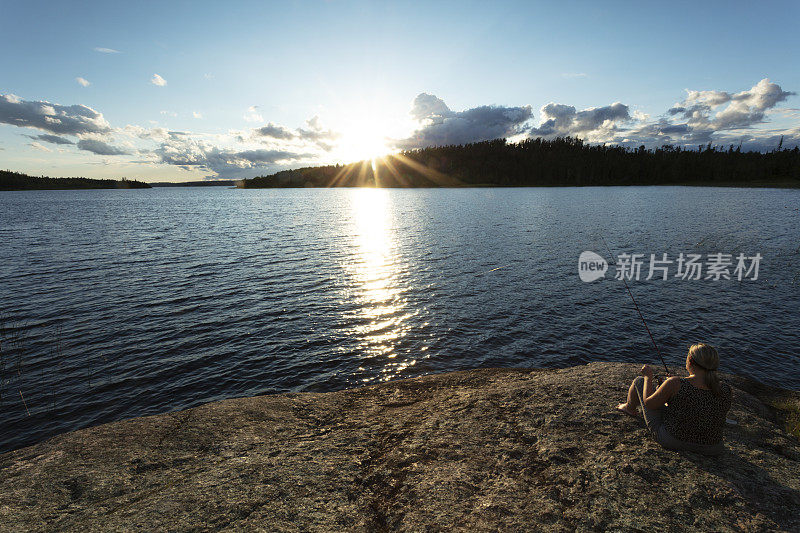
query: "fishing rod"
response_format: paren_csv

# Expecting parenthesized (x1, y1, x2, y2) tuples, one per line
(600, 236, 670, 375)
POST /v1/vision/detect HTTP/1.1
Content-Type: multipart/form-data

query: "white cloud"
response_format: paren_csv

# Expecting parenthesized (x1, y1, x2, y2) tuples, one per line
(152, 131, 314, 178)
(624, 78, 797, 148)
(193, 111, 203, 119)
(666, 79, 794, 131)
(159, 110, 177, 117)
(29, 141, 51, 152)
(75, 77, 91, 87)
(244, 105, 263, 122)
(77, 138, 129, 156)
(522, 78, 798, 150)
(151, 74, 167, 87)
(93, 47, 120, 54)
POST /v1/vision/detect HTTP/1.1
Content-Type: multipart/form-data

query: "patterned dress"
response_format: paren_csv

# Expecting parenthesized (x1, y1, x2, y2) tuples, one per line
(663, 378, 732, 445)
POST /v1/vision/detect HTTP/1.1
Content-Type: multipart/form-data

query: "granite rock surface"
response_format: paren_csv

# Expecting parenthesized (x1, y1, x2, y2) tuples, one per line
(1, 362, 798, 531)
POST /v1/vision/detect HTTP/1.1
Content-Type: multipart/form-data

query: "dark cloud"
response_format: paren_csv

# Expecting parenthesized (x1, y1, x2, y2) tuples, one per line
(396, 93, 533, 149)
(26, 134, 75, 145)
(714, 129, 800, 152)
(0, 94, 111, 136)
(251, 116, 340, 150)
(77, 139, 129, 155)
(409, 93, 451, 122)
(254, 123, 296, 140)
(530, 102, 631, 138)
(622, 120, 713, 148)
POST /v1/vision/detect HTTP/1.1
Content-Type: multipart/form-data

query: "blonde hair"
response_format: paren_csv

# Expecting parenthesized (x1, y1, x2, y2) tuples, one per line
(688, 343, 721, 396)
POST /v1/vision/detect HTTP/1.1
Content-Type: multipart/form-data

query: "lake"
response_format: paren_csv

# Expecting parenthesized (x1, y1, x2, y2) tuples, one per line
(1, 186, 799, 452)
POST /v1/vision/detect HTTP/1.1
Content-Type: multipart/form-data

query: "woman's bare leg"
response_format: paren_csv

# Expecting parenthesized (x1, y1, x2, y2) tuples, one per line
(617, 379, 640, 416)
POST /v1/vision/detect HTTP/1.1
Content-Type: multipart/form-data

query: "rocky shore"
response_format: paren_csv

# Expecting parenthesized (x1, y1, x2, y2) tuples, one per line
(1, 362, 798, 531)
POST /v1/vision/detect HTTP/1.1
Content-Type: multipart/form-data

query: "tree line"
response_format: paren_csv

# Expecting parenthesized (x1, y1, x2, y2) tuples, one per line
(241, 137, 800, 189)
(1, 170, 151, 190)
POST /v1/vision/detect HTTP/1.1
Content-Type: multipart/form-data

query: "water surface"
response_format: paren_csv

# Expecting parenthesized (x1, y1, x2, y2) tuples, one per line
(1, 186, 798, 452)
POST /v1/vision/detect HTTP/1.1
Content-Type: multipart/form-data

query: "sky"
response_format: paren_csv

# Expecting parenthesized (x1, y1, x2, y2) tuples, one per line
(1, 0, 799, 182)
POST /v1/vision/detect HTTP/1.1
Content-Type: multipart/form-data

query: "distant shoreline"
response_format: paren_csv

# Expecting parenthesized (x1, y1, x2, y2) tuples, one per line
(0, 170, 150, 191)
(240, 138, 800, 190)
(149, 180, 237, 187)
(235, 180, 800, 190)
(3, 182, 798, 191)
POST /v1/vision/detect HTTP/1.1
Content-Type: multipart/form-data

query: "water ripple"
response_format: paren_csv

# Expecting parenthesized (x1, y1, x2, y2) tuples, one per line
(1, 186, 799, 452)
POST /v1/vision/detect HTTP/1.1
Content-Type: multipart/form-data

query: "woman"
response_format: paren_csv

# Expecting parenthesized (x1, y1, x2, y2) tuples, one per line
(616, 343, 733, 455)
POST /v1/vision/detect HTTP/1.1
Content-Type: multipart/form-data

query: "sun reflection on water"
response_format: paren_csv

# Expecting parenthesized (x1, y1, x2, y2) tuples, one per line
(345, 188, 417, 381)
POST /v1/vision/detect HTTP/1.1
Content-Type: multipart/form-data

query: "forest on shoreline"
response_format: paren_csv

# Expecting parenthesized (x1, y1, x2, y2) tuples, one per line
(4, 137, 799, 190)
(0, 170, 150, 190)
(241, 137, 800, 189)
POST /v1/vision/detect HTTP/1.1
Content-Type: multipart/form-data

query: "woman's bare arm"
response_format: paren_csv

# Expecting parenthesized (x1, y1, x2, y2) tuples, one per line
(643, 376, 680, 410)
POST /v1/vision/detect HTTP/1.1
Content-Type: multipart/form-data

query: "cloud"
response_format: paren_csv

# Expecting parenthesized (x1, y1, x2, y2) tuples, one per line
(26, 133, 75, 144)
(396, 93, 533, 149)
(726, 128, 800, 152)
(3, 79, 795, 182)
(235, 149, 307, 163)
(624, 119, 712, 147)
(409, 93, 451, 122)
(244, 105, 263, 122)
(77, 138, 129, 155)
(250, 116, 340, 151)
(76, 77, 91, 87)
(151, 74, 167, 87)
(29, 141, 51, 152)
(621, 78, 797, 148)
(159, 110, 177, 117)
(26, 134, 75, 145)
(522, 78, 798, 150)
(296, 115, 340, 145)
(667, 78, 794, 132)
(94, 47, 120, 54)
(562, 73, 588, 79)
(0, 94, 111, 136)
(152, 132, 314, 178)
(254, 123, 295, 140)
(530, 102, 631, 140)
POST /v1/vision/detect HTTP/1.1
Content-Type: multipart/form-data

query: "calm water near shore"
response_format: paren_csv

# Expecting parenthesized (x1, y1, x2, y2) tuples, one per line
(1, 186, 799, 452)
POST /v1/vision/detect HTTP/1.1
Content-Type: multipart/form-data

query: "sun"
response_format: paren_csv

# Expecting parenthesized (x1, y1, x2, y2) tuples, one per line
(336, 114, 395, 163)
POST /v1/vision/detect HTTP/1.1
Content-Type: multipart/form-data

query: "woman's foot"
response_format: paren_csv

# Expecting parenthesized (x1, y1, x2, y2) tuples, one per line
(616, 402, 640, 418)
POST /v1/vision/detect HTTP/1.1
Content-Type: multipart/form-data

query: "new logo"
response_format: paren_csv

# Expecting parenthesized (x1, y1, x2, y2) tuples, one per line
(579, 251, 608, 282)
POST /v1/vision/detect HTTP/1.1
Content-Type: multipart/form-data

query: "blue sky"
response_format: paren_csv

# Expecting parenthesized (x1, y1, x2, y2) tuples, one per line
(2, 0, 799, 181)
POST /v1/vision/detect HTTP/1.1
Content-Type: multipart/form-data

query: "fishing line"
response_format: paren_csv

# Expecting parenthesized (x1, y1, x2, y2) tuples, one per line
(600, 236, 670, 375)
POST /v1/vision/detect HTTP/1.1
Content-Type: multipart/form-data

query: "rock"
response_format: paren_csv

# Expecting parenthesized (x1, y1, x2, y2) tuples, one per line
(0, 362, 798, 531)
